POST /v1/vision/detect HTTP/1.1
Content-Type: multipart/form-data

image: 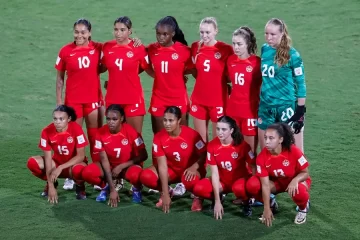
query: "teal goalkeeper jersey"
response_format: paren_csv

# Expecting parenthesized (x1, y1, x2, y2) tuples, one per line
(260, 44, 306, 107)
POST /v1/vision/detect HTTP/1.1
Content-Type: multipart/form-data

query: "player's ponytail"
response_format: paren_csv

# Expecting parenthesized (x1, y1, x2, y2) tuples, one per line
(267, 123, 294, 151)
(266, 18, 291, 67)
(106, 104, 126, 123)
(233, 26, 257, 55)
(54, 105, 77, 122)
(156, 16, 188, 46)
(164, 106, 182, 120)
(217, 116, 243, 146)
(74, 18, 92, 41)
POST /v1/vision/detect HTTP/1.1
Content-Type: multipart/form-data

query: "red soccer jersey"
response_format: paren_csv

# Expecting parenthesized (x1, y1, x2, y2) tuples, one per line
(207, 138, 255, 187)
(39, 121, 88, 164)
(102, 40, 149, 104)
(152, 126, 206, 174)
(55, 41, 102, 104)
(148, 42, 193, 106)
(226, 54, 262, 118)
(93, 123, 145, 167)
(256, 145, 309, 183)
(191, 41, 233, 106)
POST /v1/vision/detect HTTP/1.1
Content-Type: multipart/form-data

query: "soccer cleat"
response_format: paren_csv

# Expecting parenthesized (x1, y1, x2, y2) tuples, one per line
(296, 200, 310, 212)
(131, 187, 142, 204)
(96, 184, 109, 202)
(41, 181, 58, 197)
(63, 178, 74, 190)
(294, 210, 308, 224)
(93, 185, 102, 191)
(191, 197, 203, 212)
(148, 188, 159, 194)
(172, 183, 186, 196)
(155, 188, 173, 208)
(270, 194, 279, 213)
(242, 202, 253, 217)
(232, 198, 243, 205)
(75, 183, 86, 200)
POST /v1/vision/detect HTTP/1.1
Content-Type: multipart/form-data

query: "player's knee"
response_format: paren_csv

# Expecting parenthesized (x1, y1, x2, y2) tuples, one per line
(139, 168, 159, 189)
(181, 174, 200, 192)
(246, 176, 261, 196)
(193, 178, 212, 199)
(82, 163, 101, 184)
(232, 178, 247, 200)
(125, 165, 142, 186)
(292, 183, 309, 203)
(27, 157, 42, 175)
(72, 164, 85, 180)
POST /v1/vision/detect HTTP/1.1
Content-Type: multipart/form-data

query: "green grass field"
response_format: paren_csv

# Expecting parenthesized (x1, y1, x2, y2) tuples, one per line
(1, 0, 360, 239)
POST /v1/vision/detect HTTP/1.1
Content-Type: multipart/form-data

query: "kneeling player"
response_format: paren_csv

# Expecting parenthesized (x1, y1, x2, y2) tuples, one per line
(193, 116, 256, 219)
(140, 106, 206, 213)
(27, 105, 88, 204)
(82, 104, 148, 207)
(246, 123, 311, 226)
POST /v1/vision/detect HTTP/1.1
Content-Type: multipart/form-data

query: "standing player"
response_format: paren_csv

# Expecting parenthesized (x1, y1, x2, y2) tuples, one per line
(100, 16, 152, 134)
(55, 19, 102, 189)
(246, 123, 311, 226)
(81, 104, 148, 205)
(140, 106, 206, 213)
(26, 105, 88, 204)
(193, 116, 256, 219)
(258, 18, 306, 151)
(190, 17, 233, 142)
(226, 26, 261, 153)
(147, 16, 193, 134)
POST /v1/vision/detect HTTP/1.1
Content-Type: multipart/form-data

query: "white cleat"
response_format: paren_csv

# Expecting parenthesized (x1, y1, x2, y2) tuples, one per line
(63, 178, 74, 190)
(172, 183, 186, 196)
(93, 185, 102, 191)
(294, 210, 307, 224)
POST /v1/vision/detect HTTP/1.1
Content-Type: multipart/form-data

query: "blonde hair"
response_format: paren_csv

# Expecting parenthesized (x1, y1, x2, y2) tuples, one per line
(266, 18, 292, 67)
(200, 17, 218, 29)
(233, 26, 257, 54)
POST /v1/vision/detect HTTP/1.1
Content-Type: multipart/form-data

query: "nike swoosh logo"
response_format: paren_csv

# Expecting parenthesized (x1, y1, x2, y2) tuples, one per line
(109, 52, 114, 54)
(231, 64, 236, 67)
(104, 142, 110, 145)
(163, 146, 169, 148)
(51, 141, 56, 143)
(266, 165, 271, 168)
(154, 53, 159, 56)
(130, 109, 138, 112)
(70, 53, 76, 56)
(214, 154, 220, 156)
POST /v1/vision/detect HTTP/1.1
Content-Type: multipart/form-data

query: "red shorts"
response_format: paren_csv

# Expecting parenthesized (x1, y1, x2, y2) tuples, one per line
(190, 102, 225, 122)
(273, 177, 312, 193)
(230, 116, 258, 136)
(52, 157, 87, 178)
(106, 102, 146, 117)
(148, 104, 188, 117)
(65, 102, 100, 118)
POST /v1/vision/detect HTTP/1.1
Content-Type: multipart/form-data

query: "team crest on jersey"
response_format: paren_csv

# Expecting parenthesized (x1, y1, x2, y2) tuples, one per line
(181, 142, 188, 149)
(127, 51, 134, 58)
(231, 152, 238, 159)
(283, 159, 290, 167)
(172, 53, 179, 60)
(258, 118, 262, 124)
(152, 107, 157, 112)
(214, 52, 221, 59)
(122, 139, 129, 145)
(67, 137, 73, 143)
(89, 50, 95, 55)
(191, 105, 198, 112)
(246, 66, 253, 72)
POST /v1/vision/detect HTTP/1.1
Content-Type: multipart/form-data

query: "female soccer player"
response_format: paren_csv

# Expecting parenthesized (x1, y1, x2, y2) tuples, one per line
(140, 106, 206, 213)
(26, 105, 88, 204)
(100, 16, 152, 134)
(55, 19, 103, 189)
(190, 17, 233, 142)
(227, 26, 261, 153)
(147, 16, 193, 134)
(81, 104, 148, 206)
(258, 18, 306, 151)
(246, 123, 311, 226)
(193, 116, 256, 219)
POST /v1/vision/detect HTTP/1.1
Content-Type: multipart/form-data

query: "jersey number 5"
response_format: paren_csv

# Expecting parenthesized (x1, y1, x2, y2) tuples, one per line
(204, 60, 210, 72)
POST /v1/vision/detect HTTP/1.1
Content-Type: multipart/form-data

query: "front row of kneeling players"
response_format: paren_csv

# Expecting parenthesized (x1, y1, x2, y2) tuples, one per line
(27, 105, 310, 226)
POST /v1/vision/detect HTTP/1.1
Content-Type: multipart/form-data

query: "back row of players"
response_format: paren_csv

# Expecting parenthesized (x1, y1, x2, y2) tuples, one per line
(27, 16, 309, 227)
